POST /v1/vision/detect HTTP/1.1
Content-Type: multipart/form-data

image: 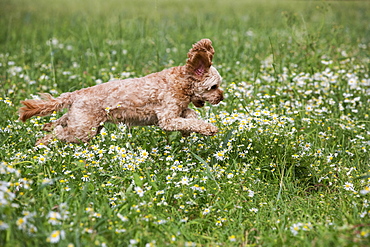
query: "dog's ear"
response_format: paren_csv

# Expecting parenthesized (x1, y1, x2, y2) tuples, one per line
(186, 39, 214, 78)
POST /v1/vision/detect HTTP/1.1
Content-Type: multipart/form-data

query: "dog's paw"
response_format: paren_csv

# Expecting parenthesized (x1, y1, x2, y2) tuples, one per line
(42, 123, 54, 132)
(180, 130, 192, 137)
(201, 124, 218, 136)
(35, 135, 53, 146)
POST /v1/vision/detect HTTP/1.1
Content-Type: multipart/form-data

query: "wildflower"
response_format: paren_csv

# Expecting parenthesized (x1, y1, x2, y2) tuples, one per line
(156, 190, 165, 196)
(326, 154, 334, 162)
(140, 150, 149, 159)
(0, 221, 9, 230)
(16, 217, 27, 230)
(302, 143, 311, 151)
(85, 207, 94, 213)
(359, 211, 367, 218)
(174, 193, 183, 199)
(47, 211, 62, 225)
(184, 242, 196, 247)
(117, 213, 129, 222)
(27, 224, 38, 234)
(81, 175, 90, 182)
(115, 228, 127, 233)
(38, 155, 46, 164)
(145, 240, 156, 247)
(178, 176, 190, 186)
(305, 105, 313, 111)
(343, 182, 354, 191)
(262, 109, 270, 115)
(228, 235, 237, 242)
(290, 222, 313, 235)
(42, 178, 53, 185)
(202, 207, 211, 215)
(292, 154, 300, 159)
(129, 239, 138, 245)
(315, 149, 323, 157)
(3, 98, 13, 106)
(360, 230, 369, 238)
(0, 181, 16, 206)
(93, 212, 102, 218)
(180, 217, 188, 223)
(360, 186, 370, 195)
(111, 134, 117, 141)
(253, 111, 261, 117)
(290, 223, 301, 236)
(214, 150, 226, 160)
(321, 60, 333, 65)
(302, 222, 313, 231)
(121, 71, 131, 77)
(47, 230, 65, 243)
(134, 186, 144, 197)
(154, 219, 167, 225)
(249, 208, 258, 213)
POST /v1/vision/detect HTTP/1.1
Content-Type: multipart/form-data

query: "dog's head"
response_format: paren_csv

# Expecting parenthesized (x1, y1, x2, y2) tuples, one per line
(186, 39, 224, 108)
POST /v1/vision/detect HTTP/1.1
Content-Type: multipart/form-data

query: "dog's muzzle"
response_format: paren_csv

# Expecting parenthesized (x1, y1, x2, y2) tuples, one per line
(211, 91, 224, 105)
(192, 90, 223, 108)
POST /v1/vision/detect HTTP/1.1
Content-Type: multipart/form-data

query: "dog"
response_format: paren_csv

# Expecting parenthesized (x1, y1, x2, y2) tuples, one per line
(19, 39, 224, 145)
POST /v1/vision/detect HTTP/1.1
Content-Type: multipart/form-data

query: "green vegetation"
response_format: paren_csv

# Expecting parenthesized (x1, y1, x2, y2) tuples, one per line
(1, 0, 369, 246)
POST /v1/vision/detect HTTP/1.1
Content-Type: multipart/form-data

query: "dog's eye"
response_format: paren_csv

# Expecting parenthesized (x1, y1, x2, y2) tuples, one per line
(210, 85, 218, 90)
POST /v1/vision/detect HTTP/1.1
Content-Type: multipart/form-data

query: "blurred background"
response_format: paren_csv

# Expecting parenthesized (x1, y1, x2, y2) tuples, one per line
(1, 0, 369, 77)
(0, 0, 369, 107)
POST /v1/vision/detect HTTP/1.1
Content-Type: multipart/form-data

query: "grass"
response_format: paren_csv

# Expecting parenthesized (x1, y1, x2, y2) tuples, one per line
(1, 0, 370, 246)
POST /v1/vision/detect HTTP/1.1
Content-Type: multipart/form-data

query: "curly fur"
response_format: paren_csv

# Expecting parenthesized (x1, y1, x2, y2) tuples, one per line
(19, 39, 224, 145)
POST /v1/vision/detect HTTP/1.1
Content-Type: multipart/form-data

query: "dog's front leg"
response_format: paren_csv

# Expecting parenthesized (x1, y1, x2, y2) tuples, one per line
(158, 111, 218, 136)
(179, 108, 200, 137)
(181, 108, 198, 119)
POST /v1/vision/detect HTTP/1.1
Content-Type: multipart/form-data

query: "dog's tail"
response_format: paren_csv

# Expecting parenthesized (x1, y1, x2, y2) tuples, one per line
(19, 93, 73, 122)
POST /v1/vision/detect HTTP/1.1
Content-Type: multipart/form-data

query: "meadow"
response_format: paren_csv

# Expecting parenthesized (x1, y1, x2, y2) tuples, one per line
(1, 0, 370, 246)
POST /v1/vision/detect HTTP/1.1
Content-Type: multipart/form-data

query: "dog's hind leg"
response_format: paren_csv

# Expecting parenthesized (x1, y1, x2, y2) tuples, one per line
(42, 113, 69, 132)
(37, 107, 106, 145)
(35, 133, 56, 146)
(56, 111, 105, 143)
